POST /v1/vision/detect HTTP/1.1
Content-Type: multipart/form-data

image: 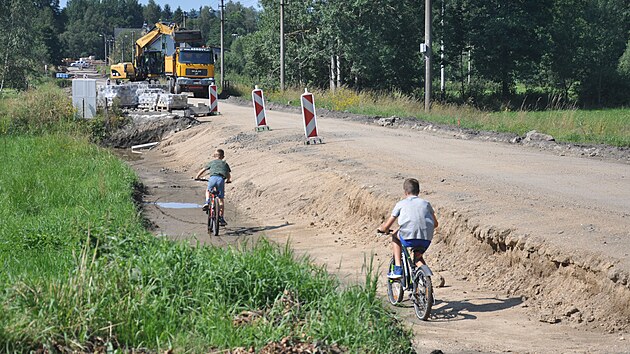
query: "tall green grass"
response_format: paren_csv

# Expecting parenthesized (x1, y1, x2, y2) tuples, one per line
(0, 83, 80, 136)
(231, 83, 630, 147)
(486, 109, 630, 146)
(0, 135, 139, 254)
(0, 86, 414, 352)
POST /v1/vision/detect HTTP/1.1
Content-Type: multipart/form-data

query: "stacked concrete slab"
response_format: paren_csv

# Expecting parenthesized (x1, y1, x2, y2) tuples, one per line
(98, 84, 140, 107)
(97, 83, 187, 112)
(137, 88, 164, 110)
(156, 93, 188, 111)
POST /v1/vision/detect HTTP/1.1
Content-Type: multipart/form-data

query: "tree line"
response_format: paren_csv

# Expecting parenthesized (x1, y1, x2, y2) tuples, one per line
(233, 0, 629, 108)
(0, 0, 257, 91)
(1, 0, 628, 108)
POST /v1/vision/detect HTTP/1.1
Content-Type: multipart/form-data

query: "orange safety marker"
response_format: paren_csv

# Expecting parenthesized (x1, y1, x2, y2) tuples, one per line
(300, 88, 323, 144)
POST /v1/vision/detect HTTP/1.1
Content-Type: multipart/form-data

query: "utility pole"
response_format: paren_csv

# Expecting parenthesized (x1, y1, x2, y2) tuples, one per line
(100, 34, 107, 64)
(122, 35, 127, 62)
(108, 39, 113, 65)
(131, 31, 135, 61)
(424, 0, 432, 111)
(467, 48, 472, 85)
(440, 0, 445, 100)
(280, 0, 285, 91)
(220, 0, 225, 89)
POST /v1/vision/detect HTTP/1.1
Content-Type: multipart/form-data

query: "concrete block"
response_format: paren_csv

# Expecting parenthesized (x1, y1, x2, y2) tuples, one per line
(98, 84, 140, 107)
(157, 94, 188, 110)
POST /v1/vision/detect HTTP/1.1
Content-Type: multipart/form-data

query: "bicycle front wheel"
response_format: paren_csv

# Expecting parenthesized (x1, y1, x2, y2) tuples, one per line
(413, 269, 433, 320)
(386, 257, 404, 305)
(212, 197, 220, 236)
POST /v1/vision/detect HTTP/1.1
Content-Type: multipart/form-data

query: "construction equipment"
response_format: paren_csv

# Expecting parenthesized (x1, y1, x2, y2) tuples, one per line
(110, 22, 175, 81)
(110, 62, 137, 81)
(110, 22, 215, 97)
(166, 47, 215, 98)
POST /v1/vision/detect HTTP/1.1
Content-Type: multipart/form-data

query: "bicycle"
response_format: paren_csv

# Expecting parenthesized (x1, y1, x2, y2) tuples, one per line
(195, 178, 224, 236)
(378, 229, 434, 320)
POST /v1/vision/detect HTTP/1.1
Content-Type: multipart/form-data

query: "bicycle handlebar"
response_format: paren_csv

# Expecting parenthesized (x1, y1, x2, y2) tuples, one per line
(376, 228, 393, 235)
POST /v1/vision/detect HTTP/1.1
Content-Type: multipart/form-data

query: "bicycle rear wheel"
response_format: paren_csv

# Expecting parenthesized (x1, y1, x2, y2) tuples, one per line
(386, 257, 404, 305)
(212, 197, 220, 236)
(412, 268, 433, 320)
(206, 205, 214, 236)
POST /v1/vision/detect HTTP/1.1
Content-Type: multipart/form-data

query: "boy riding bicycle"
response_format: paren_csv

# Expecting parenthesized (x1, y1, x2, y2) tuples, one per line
(378, 178, 438, 279)
(194, 149, 231, 226)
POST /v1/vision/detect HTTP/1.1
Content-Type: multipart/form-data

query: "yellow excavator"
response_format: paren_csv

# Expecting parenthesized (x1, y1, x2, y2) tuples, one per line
(110, 22, 174, 82)
(110, 22, 215, 97)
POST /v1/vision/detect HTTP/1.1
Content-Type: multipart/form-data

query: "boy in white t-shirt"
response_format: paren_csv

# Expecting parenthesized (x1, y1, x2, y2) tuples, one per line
(378, 178, 438, 279)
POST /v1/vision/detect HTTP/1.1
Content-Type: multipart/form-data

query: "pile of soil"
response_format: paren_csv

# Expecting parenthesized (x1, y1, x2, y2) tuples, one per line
(101, 111, 199, 148)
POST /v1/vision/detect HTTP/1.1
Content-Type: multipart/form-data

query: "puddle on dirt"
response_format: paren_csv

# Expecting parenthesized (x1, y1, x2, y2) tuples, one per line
(148, 202, 203, 209)
(111, 148, 144, 162)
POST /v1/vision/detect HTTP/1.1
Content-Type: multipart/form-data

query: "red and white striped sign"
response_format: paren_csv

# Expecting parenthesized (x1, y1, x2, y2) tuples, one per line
(209, 84, 218, 113)
(301, 89, 319, 139)
(252, 86, 268, 128)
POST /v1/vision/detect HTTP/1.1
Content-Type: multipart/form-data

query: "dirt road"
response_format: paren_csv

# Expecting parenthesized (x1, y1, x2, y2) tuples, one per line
(127, 97, 630, 353)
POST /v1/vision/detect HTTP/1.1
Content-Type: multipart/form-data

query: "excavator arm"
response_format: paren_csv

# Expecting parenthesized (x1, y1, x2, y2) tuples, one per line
(134, 22, 177, 61)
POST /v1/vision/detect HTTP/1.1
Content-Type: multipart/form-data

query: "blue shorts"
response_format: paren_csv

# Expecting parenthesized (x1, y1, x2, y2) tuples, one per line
(207, 175, 225, 198)
(400, 238, 431, 253)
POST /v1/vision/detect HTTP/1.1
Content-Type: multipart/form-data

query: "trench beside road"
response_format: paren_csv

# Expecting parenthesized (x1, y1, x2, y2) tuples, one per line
(125, 97, 630, 353)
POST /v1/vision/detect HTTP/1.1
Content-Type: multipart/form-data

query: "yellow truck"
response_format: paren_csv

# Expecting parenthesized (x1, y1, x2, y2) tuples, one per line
(166, 47, 215, 98)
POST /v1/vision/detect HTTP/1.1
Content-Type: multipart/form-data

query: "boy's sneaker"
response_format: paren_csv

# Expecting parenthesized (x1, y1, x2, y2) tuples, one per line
(219, 217, 227, 226)
(387, 266, 403, 279)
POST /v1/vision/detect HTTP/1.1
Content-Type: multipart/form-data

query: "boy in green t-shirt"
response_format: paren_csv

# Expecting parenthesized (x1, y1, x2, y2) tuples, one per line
(194, 149, 232, 226)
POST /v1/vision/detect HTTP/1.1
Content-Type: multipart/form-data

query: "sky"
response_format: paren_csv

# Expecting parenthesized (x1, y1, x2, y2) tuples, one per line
(58, 0, 261, 11)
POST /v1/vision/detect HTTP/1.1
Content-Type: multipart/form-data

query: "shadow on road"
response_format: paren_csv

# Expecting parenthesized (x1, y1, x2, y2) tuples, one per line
(430, 297, 523, 322)
(223, 222, 293, 237)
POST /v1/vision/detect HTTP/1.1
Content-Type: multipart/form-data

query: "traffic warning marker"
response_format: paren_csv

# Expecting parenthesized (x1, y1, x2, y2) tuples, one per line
(209, 84, 218, 114)
(301, 88, 323, 144)
(252, 85, 270, 132)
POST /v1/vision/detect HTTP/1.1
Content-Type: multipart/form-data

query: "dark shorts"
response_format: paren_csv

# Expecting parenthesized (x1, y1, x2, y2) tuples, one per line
(207, 175, 225, 198)
(400, 238, 431, 253)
